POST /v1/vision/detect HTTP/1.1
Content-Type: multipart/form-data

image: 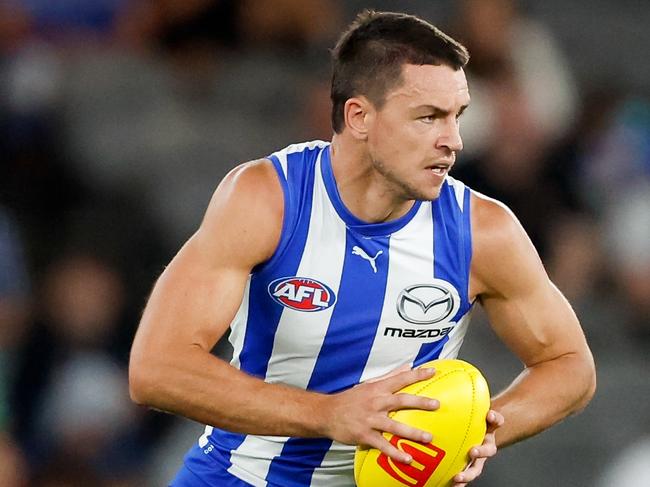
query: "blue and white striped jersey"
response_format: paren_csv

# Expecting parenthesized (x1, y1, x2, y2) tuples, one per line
(175, 140, 475, 487)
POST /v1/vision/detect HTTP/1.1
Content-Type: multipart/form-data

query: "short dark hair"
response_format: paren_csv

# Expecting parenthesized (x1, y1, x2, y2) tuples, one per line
(330, 10, 470, 133)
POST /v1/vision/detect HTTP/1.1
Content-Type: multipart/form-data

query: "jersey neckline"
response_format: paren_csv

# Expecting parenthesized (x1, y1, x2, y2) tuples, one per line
(320, 144, 423, 237)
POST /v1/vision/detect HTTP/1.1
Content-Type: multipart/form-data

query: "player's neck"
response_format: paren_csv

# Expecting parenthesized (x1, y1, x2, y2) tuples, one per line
(329, 135, 415, 224)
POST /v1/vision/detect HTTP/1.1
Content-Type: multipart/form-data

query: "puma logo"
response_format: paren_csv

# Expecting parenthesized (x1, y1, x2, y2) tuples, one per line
(352, 246, 383, 273)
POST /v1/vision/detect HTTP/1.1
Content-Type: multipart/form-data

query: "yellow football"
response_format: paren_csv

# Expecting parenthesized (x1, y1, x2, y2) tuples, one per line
(354, 359, 490, 487)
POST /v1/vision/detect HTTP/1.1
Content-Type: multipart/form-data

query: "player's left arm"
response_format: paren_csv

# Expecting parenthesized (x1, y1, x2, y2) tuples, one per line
(471, 191, 596, 445)
(452, 191, 596, 486)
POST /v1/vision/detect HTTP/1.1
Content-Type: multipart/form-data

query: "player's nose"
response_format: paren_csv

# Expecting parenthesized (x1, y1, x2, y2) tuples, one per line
(436, 118, 463, 153)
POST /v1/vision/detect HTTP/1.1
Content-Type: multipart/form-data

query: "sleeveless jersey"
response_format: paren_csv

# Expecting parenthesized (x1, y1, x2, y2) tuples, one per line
(175, 140, 475, 487)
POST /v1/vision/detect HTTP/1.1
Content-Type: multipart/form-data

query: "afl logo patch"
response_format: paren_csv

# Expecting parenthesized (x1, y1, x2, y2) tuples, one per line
(268, 277, 336, 312)
(397, 280, 460, 325)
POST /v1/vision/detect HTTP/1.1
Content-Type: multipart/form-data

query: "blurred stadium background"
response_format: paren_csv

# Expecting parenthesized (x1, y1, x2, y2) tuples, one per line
(1, 0, 649, 485)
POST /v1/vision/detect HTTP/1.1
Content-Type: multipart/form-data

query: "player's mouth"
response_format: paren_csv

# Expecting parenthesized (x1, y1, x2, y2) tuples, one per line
(427, 162, 453, 176)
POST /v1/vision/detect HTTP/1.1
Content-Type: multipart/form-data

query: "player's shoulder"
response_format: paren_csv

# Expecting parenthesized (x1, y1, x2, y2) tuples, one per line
(195, 158, 284, 265)
(469, 190, 524, 247)
(221, 157, 279, 192)
(211, 157, 283, 212)
(210, 138, 330, 222)
(229, 140, 329, 190)
(203, 158, 283, 234)
(469, 190, 536, 271)
(200, 140, 329, 262)
(469, 190, 543, 295)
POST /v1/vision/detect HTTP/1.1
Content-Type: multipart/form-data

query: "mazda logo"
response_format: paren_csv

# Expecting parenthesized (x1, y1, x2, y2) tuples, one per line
(396, 282, 460, 325)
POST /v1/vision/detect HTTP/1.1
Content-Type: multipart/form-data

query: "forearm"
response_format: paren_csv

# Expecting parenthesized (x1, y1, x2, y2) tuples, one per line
(489, 351, 596, 447)
(129, 346, 329, 438)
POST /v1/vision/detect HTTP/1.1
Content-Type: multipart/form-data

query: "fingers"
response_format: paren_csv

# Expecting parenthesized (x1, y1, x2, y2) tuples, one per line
(452, 456, 486, 486)
(362, 419, 434, 465)
(359, 394, 439, 463)
(377, 392, 440, 413)
(367, 394, 438, 447)
(367, 367, 439, 462)
(333, 365, 440, 465)
(380, 417, 433, 444)
(468, 440, 498, 460)
(364, 363, 411, 384)
(381, 365, 436, 393)
(486, 409, 505, 432)
(451, 412, 503, 486)
(365, 430, 413, 464)
(451, 444, 493, 485)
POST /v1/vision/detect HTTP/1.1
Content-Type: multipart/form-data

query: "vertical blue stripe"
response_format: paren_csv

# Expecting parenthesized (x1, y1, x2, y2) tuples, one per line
(307, 231, 390, 394)
(262, 154, 293, 271)
(177, 430, 250, 486)
(413, 339, 449, 367)
(265, 438, 334, 487)
(415, 183, 472, 364)
(431, 182, 471, 312)
(265, 230, 390, 486)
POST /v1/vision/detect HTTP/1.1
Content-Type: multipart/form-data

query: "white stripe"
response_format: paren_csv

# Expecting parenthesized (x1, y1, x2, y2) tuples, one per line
(227, 435, 289, 486)
(446, 176, 467, 212)
(310, 442, 356, 486)
(274, 149, 289, 178)
(283, 140, 329, 154)
(359, 202, 436, 382)
(198, 425, 214, 448)
(229, 276, 251, 369)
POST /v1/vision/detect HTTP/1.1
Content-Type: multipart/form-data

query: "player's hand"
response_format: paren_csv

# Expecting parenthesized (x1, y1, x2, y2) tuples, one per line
(452, 409, 504, 486)
(323, 365, 439, 464)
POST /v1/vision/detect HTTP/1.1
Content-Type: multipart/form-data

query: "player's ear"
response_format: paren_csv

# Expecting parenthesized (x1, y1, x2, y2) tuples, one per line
(344, 96, 374, 141)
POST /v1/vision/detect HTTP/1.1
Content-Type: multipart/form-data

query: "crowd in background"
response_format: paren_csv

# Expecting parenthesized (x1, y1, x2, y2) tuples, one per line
(1, 0, 649, 485)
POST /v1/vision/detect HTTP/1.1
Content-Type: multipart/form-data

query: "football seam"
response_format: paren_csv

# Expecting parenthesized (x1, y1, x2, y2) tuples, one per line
(434, 370, 479, 483)
(399, 369, 480, 483)
(410, 368, 465, 396)
(386, 369, 467, 419)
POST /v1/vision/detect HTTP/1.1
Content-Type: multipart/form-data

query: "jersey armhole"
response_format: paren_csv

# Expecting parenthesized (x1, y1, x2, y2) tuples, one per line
(253, 155, 294, 273)
(463, 187, 475, 306)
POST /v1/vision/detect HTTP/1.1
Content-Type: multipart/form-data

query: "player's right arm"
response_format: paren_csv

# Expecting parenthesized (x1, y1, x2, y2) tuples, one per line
(128, 159, 437, 463)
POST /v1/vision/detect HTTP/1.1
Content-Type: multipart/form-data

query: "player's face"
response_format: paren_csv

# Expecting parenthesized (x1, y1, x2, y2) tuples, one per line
(366, 64, 469, 201)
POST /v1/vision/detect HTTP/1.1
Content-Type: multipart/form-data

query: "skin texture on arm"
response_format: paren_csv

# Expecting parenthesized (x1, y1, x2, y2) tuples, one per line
(128, 159, 439, 464)
(469, 191, 596, 448)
